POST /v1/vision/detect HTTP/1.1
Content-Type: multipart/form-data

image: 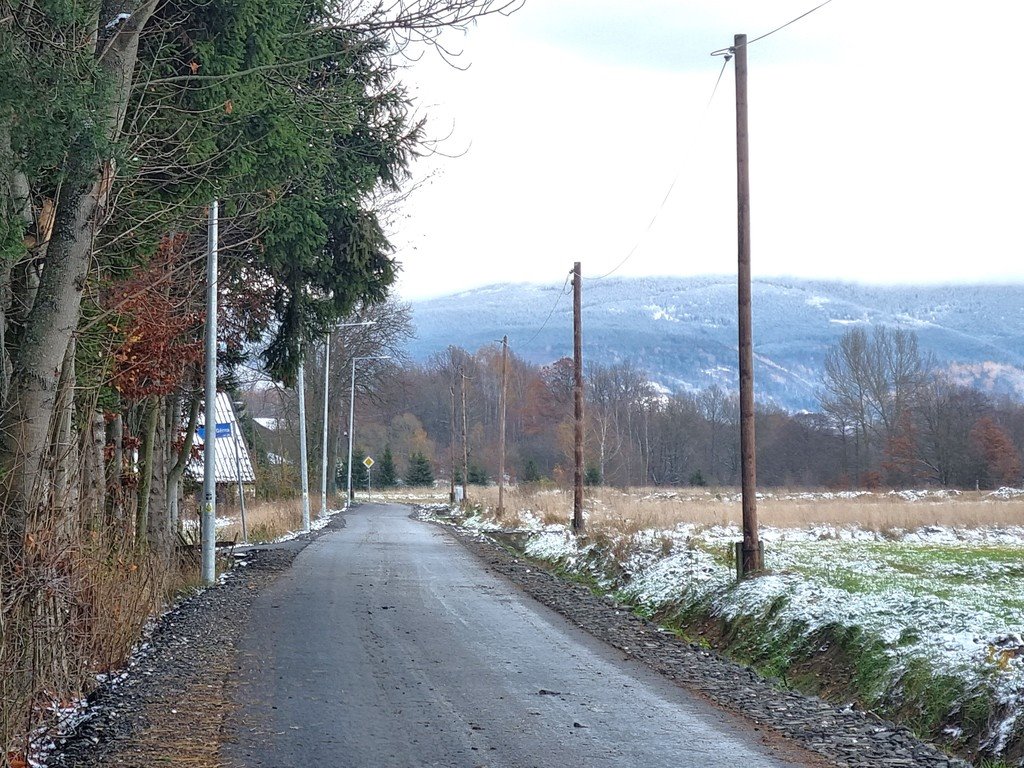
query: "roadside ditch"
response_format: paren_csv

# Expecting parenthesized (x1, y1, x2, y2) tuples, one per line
(422, 507, 981, 768)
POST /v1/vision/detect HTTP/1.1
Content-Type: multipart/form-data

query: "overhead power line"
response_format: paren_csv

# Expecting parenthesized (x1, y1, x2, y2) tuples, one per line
(593, 0, 840, 283)
(519, 0, 839, 323)
(589, 176, 680, 281)
(711, 0, 836, 57)
(708, 55, 732, 107)
(747, 0, 835, 46)
(517, 269, 573, 351)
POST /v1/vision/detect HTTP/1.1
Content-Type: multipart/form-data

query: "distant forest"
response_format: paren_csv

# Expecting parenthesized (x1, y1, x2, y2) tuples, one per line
(252, 325, 1024, 493)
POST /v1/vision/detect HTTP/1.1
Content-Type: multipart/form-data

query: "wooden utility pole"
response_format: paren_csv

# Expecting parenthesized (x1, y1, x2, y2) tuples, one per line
(734, 33, 763, 575)
(497, 335, 508, 513)
(461, 369, 469, 508)
(449, 383, 457, 504)
(572, 262, 585, 535)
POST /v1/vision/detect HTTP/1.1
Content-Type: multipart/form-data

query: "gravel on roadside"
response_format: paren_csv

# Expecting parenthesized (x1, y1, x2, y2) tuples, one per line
(424, 510, 972, 768)
(49, 515, 346, 768)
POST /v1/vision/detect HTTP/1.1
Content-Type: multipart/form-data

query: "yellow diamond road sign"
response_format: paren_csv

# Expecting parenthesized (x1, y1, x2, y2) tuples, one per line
(363, 456, 375, 468)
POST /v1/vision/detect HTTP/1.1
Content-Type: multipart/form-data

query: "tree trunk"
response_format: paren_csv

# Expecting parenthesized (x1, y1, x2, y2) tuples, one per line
(105, 413, 124, 523)
(80, 410, 107, 528)
(135, 395, 159, 547)
(167, 392, 200, 535)
(0, 119, 34, 408)
(0, 0, 158, 554)
(147, 396, 170, 553)
(51, 338, 78, 525)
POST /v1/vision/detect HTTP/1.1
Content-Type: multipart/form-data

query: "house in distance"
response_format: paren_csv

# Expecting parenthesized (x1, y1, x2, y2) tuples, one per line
(188, 392, 256, 505)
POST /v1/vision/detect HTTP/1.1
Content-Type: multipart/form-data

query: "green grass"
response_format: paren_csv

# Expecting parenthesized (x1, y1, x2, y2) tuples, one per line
(476, 520, 1024, 765)
(772, 539, 1024, 623)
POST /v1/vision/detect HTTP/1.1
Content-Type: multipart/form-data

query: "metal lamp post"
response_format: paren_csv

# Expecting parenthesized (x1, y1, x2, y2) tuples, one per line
(315, 321, 374, 517)
(201, 199, 218, 585)
(297, 357, 311, 532)
(346, 355, 390, 505)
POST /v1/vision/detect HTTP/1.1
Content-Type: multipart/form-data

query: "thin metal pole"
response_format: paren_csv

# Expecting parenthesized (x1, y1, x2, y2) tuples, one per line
(320, 332, 330, 516)
(347, 357, 356, 504)
(572, 262, 585, 535)
(735, 33, 762, 575)
(297, 359, 311, 533)
(498, 335, 508, 513)
(343, 353, 388, 505)
(201, 200, 218, 585)
(461, 369, 469, 508)
(233, 423, 248, 544)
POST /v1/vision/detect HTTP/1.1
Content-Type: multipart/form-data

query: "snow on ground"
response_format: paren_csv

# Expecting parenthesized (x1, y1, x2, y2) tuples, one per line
(263, 507, 343, 543)
(454, 490, 1024, 758)
(634, 488, 973, 504)
(180, 516, 233, 532)
(990, 487, 1024, 500)
(369, 491, 451, 501)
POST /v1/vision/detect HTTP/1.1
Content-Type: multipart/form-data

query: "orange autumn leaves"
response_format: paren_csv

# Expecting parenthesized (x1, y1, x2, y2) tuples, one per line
(106, 235, 204, 401)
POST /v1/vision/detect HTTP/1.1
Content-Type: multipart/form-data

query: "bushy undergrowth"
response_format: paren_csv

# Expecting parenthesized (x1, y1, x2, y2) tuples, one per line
(1, 524, 195, 764)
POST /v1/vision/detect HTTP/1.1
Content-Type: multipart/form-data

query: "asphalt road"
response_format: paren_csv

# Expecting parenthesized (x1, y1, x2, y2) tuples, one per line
(223, 503, 810, 768)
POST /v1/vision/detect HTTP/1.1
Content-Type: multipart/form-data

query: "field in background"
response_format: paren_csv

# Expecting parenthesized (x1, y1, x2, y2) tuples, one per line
(361, 487, 453, 506)
(432, 484, 1024, 764)
(209, 489, 452, 543)
(467, 484, 1024, 534)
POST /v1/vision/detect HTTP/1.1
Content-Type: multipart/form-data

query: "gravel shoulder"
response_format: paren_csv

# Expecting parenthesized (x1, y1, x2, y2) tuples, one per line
(425, 510, 972, 768)
(49, 515, 345, 768)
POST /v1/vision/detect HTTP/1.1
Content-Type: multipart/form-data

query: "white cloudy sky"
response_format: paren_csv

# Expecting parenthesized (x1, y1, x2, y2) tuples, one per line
(389, 1, 1024, 300)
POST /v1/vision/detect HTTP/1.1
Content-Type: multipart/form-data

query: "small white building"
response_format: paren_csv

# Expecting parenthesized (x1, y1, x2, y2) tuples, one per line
(188, 393, 257, 493)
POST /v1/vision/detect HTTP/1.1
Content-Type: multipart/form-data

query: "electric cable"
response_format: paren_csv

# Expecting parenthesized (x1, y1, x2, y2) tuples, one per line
(517, 269, 574, 350)
(711, 0, 835, 57)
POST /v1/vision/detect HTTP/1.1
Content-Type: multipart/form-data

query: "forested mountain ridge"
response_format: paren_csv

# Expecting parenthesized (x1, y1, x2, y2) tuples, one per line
(406, 276, 1024, 410)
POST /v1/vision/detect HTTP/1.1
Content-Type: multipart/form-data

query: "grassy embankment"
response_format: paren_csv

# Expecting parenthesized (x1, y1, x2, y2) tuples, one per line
(434, 485, 1024, 767)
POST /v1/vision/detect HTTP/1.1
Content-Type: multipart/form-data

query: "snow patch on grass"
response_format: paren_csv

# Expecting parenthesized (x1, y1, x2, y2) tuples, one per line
(466, 502, 1024, 759)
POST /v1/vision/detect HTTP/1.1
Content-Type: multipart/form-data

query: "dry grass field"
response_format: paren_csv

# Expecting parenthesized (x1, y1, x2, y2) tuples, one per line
(216, 498, 308, 543)
(464, 485, 1024, 536)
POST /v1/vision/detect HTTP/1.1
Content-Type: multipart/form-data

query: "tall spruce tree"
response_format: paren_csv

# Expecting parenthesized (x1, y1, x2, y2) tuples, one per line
(378, 446, 398, 487)
(405, 452, 434, 487)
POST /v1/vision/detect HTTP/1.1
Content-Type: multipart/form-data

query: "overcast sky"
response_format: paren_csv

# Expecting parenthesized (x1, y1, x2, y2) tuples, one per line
(389, 1, 1024, 300)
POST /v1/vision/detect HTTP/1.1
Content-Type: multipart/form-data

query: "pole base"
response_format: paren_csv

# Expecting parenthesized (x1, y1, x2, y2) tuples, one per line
(735, 540, 765, 580)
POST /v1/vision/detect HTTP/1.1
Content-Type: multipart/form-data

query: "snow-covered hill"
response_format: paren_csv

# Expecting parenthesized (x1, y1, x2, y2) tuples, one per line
(405, 276, 1024, 410)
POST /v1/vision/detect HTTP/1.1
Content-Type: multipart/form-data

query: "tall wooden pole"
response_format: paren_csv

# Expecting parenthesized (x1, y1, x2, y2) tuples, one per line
(735, 34, 762, 575)
(497, 335, 508, 513)
(449, 383, 457, 504)
(461, 369, 469, 508)
(572, 262, 585, 535)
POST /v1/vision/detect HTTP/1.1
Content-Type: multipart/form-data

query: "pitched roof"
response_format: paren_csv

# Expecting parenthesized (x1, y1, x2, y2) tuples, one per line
(187, 392, 257, 484)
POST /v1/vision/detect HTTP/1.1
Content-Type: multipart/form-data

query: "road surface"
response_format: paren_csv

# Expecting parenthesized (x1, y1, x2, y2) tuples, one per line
(223, 503, 810, 767)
